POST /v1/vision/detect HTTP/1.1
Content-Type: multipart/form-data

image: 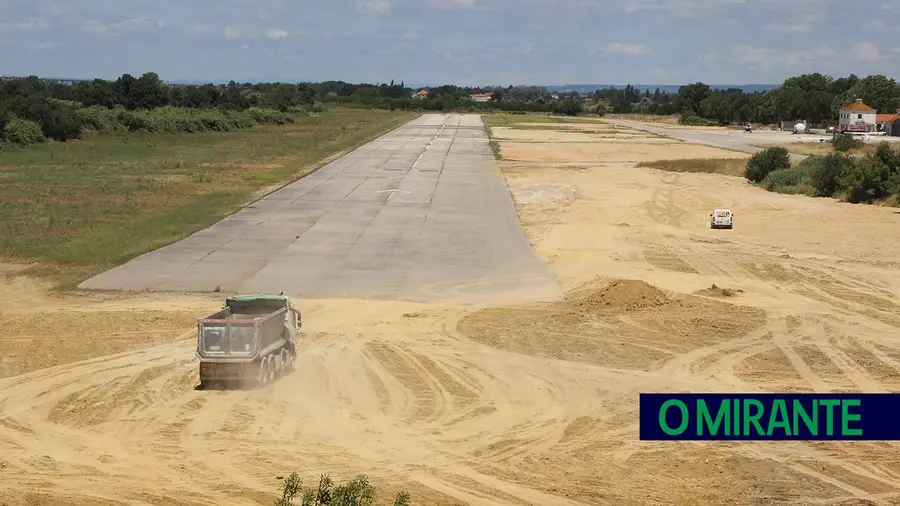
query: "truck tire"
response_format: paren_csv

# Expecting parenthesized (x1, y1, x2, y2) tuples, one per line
(256, 357, 269, 387)
(274, 352, 284, 378)
(282, 349, 293, 374)
(267, 355, 276, 383)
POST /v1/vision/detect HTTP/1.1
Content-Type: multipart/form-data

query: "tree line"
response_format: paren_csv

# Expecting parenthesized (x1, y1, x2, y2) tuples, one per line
(2, 71, 899, 148)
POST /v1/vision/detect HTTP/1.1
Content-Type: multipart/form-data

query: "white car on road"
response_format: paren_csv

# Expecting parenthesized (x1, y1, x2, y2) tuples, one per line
(710, 208, 733, 229)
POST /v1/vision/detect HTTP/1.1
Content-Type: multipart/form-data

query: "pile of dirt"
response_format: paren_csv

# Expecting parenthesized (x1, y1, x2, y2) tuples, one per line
(695, 284, 744, 297)
(456, 278, 767, 370)
(569, 279, 675, 314)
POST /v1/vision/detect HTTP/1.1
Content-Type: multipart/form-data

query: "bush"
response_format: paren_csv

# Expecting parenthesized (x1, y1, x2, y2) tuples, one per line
(3, 116, 46, 145)
(832, 134, 863, 152)
(761, 165, 811, 194)
(838, 154, 889, 203)
(745, 146, 791, 183)
(678, 113, 714, 126)
(874, 141, 900, 171)
(807, 153, 856, 197)
(275, 473, 410, 506)
(77, 105, 128, 133)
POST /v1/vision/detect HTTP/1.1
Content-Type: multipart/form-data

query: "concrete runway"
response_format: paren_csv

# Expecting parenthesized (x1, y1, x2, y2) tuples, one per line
(79, 114, 562, 305)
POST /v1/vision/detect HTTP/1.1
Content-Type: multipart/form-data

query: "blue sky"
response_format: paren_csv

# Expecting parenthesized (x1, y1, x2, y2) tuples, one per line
(1, 0, 899, 86)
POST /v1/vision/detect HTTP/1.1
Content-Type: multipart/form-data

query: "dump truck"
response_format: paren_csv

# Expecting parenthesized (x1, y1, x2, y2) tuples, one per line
(196, 294, 301, 389)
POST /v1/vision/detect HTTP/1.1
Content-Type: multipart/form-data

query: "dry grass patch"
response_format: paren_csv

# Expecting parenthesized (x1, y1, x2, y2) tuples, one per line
(635, 158, 749, 176)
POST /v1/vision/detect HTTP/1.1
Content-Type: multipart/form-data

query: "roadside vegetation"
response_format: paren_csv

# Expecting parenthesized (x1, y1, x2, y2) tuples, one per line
(747, 143, 900, 204)
(0, 73, 325, 148)
(636, 158, 748, 177)
(275, 473, 410, 506)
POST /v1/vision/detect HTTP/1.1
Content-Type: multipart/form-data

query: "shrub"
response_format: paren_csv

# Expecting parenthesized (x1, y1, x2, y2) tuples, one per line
(838, 154, 890, 203)
(832, 134, 863, 152)
(807, 153, 856, 197)
(38, 100, 85, 141)
(77, 105, 128, 133)
(745, 146, 791, 183)
(3, 116, 46, 145)
(874, 141, 900, 171)
(761, 165, 811, 194)
(246, 107, 295, 124)
(678, 113, 713, 126)
(274, 473, 410, 506)
(310, 102, 328, 113)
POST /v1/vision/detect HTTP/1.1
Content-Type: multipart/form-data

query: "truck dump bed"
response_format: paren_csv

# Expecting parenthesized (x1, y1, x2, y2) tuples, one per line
(197, 295, 295, 358)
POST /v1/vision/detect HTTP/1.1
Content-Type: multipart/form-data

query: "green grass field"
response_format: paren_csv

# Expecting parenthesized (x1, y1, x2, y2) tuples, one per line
(0, 108, 419, 286)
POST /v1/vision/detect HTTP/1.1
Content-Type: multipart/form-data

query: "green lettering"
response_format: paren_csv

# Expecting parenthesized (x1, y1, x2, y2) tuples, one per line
(743, 399, 765, 435)
(793, 399, 817, 436)
(659, 399, 689, 435)
(820, 399, 840, 435)
(698, 399, 729, 436)
(767, 399, 791, 436)
(841, 399, 862, 436)
(733, 397, 740, 435)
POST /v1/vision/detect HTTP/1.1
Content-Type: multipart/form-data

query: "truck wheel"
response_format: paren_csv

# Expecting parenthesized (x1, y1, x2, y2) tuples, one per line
(283, 350, 293, 374)
(267, 356, 277, 383)
(257, 358, 269, 387)
(274, 352, 284, 378)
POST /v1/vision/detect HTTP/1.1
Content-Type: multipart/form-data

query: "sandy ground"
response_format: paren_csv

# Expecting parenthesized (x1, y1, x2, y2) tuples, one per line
(4, 120, 900, 505)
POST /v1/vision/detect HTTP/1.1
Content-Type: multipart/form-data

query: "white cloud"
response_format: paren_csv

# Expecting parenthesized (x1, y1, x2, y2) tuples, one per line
(734, 44, 837, 71)
(224, 27, 242, 38)
(356, 1, 391, 14)
(403, 30, 420, 40)
(764, 14, 820, 33)
(425, 0, 481, 9)
(698, 53, 716, 66)
(868, 19, 900, 32)
(190, 24, 212, 35)
(82, 17, 163, 36)
(852, 42, 880, 61)
(0, 18, 47, 31)
(595, 42, 648, 55)
(266, 28, 288, 39)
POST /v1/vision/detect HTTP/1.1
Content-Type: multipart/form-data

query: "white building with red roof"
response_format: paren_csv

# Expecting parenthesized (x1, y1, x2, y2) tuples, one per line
(839, 98, 876, 133)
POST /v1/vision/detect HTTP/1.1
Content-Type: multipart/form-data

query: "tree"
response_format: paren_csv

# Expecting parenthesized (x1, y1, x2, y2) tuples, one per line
(676, 82, 711, 115)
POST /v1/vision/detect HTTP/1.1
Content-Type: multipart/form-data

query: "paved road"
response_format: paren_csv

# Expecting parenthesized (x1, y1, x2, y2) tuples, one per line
(79, 114, 562, 305)
(604, 119, 809, 162)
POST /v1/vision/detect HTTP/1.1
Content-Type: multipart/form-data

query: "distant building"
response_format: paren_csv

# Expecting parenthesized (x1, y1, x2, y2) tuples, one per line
(412, 89, 429, 99)
(876, 109, 900, 132)
(470, 93, 491, 102)
(887, 119, 900, 137)
(839, 98, 876, 133)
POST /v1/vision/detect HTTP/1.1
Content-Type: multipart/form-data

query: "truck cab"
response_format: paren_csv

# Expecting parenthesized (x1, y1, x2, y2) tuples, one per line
(710, 208, 733, 229)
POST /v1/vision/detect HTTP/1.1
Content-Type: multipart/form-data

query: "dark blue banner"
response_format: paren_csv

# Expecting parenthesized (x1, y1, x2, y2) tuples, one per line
(639, 393, 900, 440)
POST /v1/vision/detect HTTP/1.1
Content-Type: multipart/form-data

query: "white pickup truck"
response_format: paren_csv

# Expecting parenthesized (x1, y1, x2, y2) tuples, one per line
(710, 208, 733, 229)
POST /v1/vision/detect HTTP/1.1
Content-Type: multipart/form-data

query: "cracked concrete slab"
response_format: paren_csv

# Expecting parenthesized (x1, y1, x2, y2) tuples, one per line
(79, 113, 562, 305)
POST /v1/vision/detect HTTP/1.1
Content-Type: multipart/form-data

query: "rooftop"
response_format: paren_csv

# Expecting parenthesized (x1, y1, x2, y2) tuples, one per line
(841, 98, 875, 112)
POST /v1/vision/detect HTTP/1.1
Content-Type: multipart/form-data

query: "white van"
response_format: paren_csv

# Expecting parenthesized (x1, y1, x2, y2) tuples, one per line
(710, 208, 733, 229)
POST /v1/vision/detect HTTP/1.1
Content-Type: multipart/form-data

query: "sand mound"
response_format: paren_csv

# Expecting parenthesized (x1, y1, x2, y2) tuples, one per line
(456, 278, 767, 370)
(570, 279, 674, 313)
(695, 284, 744, 297)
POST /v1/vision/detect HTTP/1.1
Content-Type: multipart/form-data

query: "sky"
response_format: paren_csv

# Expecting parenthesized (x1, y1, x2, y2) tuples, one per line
(1, 0, 899, 86)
